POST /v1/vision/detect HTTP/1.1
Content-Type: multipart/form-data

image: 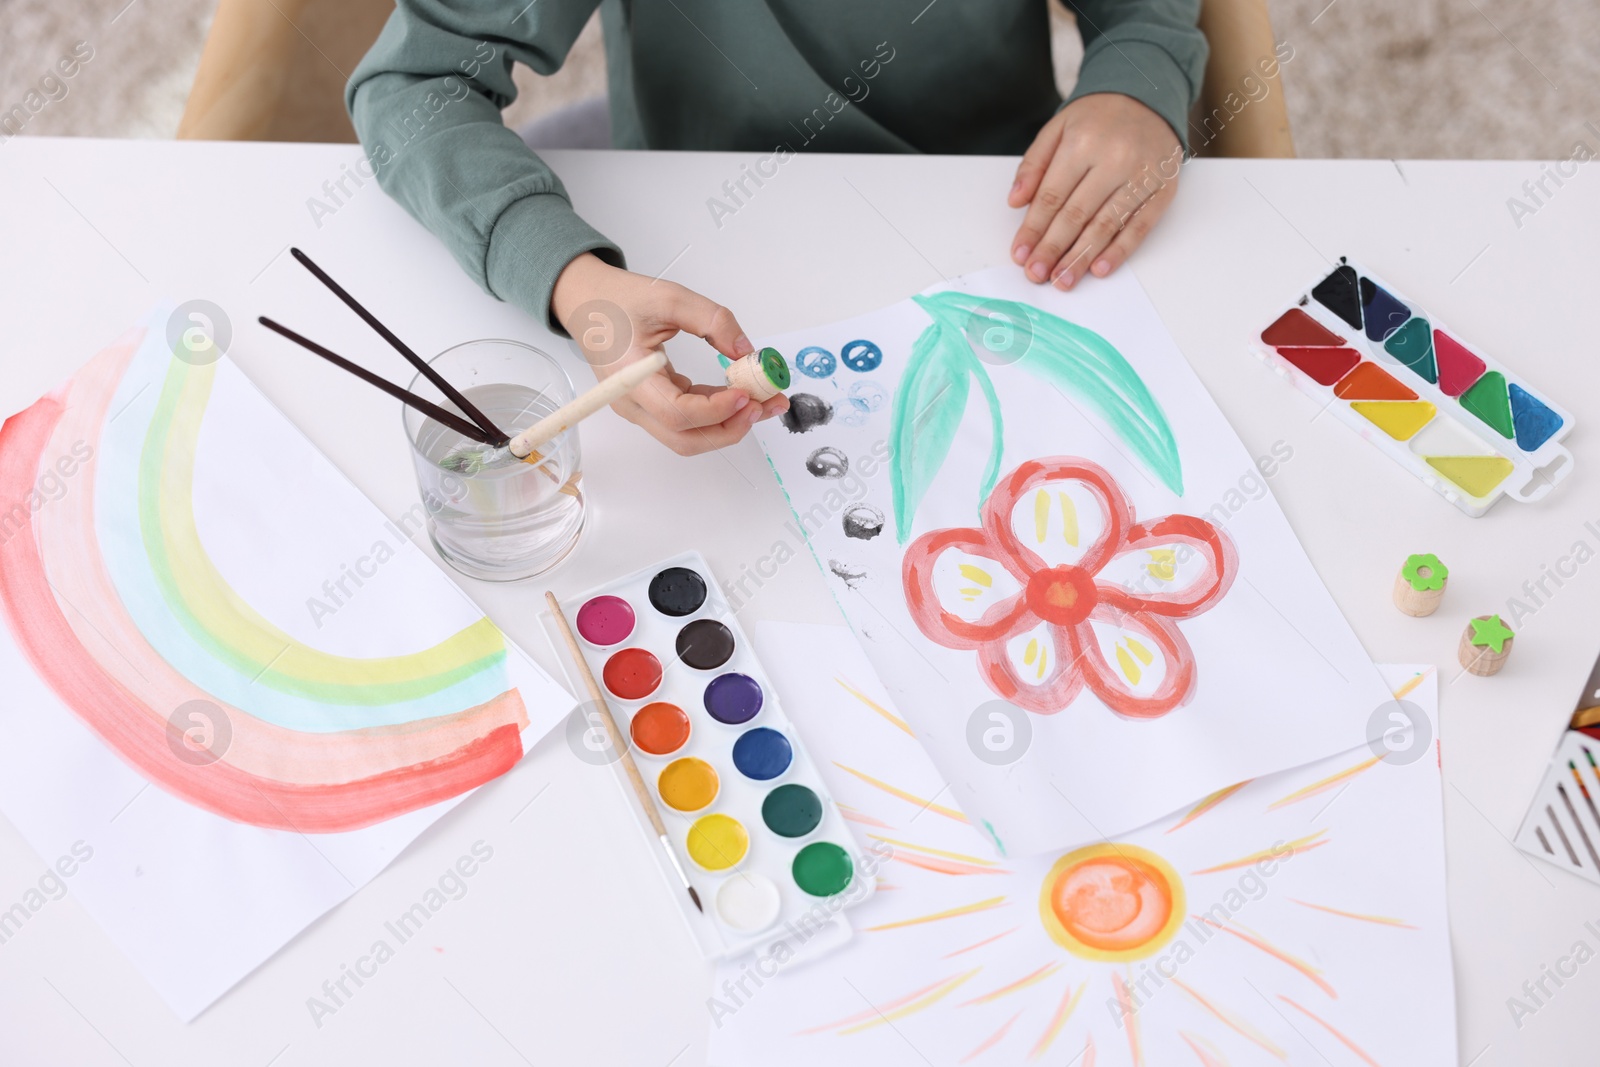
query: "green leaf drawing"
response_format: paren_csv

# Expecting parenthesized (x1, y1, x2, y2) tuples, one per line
(890, 292, 1183, 541)
(890, 316, 973, 543)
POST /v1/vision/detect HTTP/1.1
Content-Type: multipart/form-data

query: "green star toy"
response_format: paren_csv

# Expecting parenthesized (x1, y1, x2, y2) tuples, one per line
(1468, 614, 1515, 654)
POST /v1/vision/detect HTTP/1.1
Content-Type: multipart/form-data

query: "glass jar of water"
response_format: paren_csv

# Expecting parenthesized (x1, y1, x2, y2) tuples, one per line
(402, 340, 585, 581)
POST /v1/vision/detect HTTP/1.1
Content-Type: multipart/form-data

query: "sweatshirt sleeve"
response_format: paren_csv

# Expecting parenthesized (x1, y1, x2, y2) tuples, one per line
(1064, 0, 1208, 149)
(346, 0, 623, 332)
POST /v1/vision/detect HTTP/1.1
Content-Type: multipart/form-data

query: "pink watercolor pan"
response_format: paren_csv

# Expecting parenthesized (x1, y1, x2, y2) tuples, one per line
(575, 594, 635, 646)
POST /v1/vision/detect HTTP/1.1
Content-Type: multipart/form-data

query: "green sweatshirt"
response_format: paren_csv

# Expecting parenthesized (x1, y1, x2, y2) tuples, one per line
(347, 1, 1206, 330)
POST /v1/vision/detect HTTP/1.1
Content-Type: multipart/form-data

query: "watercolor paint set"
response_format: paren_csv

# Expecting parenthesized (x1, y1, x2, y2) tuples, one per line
(546, 552, 872, 958)
(1515, 650, 1600, 884)
(1253, 257, 1575, 516)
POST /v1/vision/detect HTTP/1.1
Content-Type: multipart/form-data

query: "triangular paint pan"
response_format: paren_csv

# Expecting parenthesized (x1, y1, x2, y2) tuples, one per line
(1509, 383, 1564, 451)
(1311, 265, 1363, 330)
(1383, 317, 1437, 383)
(1359, 277, 1413, 343)
(1460, 371, 1515, 438)
(1433, 330, 1486, 397)
(1277, 347, 1361, 386)
(1351, 400, 1436, 441)
(1425, 455, 1515, 498)
(1332, 362, 1418, 401)
(1261, 308, 1346, 348)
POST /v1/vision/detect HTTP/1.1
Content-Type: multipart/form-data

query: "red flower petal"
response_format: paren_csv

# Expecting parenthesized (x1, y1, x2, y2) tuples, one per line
(976, 623, 1085, 714)
(983, 457, 1131, 579)
(903, 527, 1034, 650)
(1097, 514, 1238, 618)
(1072, 607, 1196, 719)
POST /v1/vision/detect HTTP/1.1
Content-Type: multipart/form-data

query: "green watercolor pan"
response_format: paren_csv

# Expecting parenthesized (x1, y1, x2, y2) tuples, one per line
(1253, 257, 1575, 517)
(544, 551, 872, 960)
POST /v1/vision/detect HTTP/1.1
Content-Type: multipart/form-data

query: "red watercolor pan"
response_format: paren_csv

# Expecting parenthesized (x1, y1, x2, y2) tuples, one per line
(602, 647, 662, 701)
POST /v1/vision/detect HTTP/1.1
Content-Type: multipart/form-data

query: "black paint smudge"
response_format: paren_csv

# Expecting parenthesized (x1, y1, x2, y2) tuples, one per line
(842, 504, 885, 540)
(780, 393, 833, 433)
(805, 446, 849, 479)
(828, 559, 866, 588)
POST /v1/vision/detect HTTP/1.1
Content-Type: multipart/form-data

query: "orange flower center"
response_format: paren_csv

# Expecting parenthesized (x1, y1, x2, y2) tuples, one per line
(1025, 566, 1096, 627)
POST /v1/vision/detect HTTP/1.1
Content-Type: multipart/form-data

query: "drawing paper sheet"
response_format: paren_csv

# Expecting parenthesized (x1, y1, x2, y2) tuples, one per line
(0, 309, 572, 1020)
(709, 622, 1456, 1067)
(750, 267, 1394, 855)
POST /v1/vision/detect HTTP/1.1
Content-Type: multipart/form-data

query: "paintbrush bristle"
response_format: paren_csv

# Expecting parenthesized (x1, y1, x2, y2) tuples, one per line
(688, 885, 704, 913)
(439, 443, 512, 475)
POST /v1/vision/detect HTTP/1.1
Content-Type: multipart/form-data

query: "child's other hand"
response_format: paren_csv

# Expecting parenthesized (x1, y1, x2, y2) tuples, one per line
(551, 253, 789, 456)
(1007, 94, 1183, 290)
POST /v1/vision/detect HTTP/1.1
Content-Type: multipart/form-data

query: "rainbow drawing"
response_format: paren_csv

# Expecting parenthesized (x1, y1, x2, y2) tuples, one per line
(0, 320, 533, 834)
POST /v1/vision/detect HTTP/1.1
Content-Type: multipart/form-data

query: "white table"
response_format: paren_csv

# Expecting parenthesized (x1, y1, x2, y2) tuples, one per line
(0, 139, 1596, 1066)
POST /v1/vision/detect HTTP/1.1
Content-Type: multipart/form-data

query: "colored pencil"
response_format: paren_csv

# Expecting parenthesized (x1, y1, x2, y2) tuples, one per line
(544, 591, 704, 913)
(1569, 759, 1600, 829)
(1556, 784, 1600, 872)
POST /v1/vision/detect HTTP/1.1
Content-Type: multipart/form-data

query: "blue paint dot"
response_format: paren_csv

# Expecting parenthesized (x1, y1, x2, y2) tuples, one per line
(841, 339, 882, 372)
(795, 346, 837, 378)
(732, 727, 793, 780)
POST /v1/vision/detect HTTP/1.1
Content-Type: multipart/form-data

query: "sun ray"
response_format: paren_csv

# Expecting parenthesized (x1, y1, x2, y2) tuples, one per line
(795, 972, 967, 1034)
(832, 763, 968, 823)
(960, 1009, 1024, 1063)
(1289, 898, 1417, 929)
(1170, 978, 1288, 1059)
(1198, 917, 1336, 997)
(1083, 1034, 1097, 1066)
(837, 803, 896, 829)
(1167, 782, 1250, 834)
(1179, 1030, 1231, 1066)
(1391, 669, 1431, 700)
(959, 962, 1063, 1007)
(945, 927, 1021, 959)
(1028, 978, 1085, 1060)
(834, 969, 984, 1036)
(1279, 995, 1382, 1066)
(869, 834, 1001, 867)
(1113, 972, 1145, 1066)
(890, 851, 1012, 876)
(1267, 755, 1383, 810)
(834, 676, 915, 736)
(865, 896, 1008, 932)
(1191, 829, 1328, 875)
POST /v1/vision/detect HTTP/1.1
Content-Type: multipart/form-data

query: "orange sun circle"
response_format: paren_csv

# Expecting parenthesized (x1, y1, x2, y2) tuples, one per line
(1038, 843, 1185, 961)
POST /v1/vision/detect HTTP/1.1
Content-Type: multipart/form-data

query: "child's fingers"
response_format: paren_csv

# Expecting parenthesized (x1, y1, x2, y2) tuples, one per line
(668, 287, 755, 361)
(1026, 168, 1120, 285)
(645, 395, 764, 456)
(1051, 187, 1138, 290)
(1008, 112, 1065, 210)
(629, 372, 750, 432)
(1011, 148, 1091, 273)
(1086, 183, 1176, 280)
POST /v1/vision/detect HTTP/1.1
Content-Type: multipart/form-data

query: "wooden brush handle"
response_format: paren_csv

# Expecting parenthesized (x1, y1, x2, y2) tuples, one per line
(511, 352, 668, 459)
(543, 593, 668, 838)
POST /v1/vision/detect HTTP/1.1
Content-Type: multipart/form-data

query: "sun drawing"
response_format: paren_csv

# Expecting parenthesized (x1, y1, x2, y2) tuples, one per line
(798, 672, 1435, 1064)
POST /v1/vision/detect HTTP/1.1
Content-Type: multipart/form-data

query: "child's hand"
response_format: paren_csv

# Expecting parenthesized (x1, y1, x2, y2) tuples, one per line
(1007, 94, 1183, 290)
(551, 253, 789, 455)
